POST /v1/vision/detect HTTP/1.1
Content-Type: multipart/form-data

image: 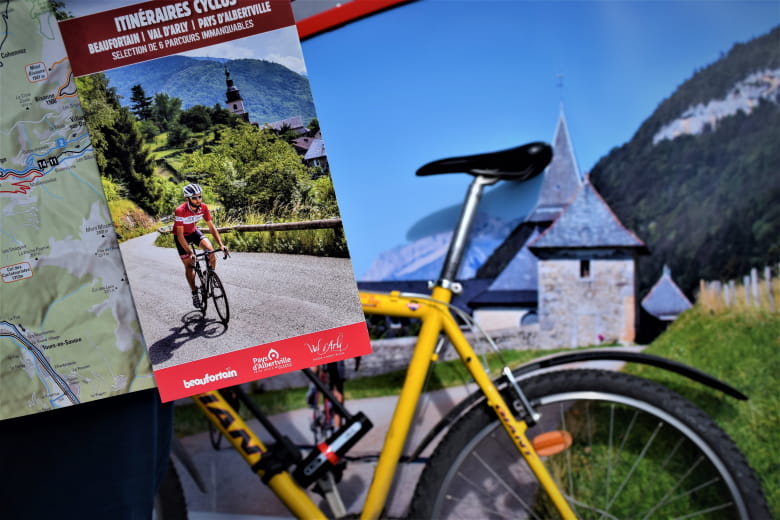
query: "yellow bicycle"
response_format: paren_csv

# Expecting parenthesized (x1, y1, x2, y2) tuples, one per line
(170, 142, 768, 519)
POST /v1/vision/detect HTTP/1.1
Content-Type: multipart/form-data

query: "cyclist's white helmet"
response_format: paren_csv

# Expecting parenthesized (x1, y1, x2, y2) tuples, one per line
(183, 183, 202, 198)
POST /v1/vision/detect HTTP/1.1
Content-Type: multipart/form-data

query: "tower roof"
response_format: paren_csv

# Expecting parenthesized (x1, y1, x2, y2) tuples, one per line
(641, 265, 693, 319)
(526, 105, 582, 224)
(225, 66, 243, 102)
(488, 228, 540, 291)
(304, 138, 326, 160)
(529, 179, 647, 252)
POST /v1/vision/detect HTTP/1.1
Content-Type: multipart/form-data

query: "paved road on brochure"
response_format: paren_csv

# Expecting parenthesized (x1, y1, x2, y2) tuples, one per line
(120, 233, 363, 370)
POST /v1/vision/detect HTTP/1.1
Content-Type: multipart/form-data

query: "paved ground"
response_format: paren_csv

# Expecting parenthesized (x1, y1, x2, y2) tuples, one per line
(176, 384, 472, 519)
(174, 355, 638, 519)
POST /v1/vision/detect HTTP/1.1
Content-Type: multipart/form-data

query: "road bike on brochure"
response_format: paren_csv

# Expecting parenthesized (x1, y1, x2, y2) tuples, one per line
(158, 142, 769, 519)
(189, 243, 230, 326)
(307, 362, 347, 444)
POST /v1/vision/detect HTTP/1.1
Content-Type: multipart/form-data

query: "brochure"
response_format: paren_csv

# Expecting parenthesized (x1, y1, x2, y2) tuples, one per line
(0, 0, 371, 409)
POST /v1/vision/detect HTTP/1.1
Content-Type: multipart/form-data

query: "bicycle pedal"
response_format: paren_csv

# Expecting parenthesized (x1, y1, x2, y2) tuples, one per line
(531, 430, 572, 456)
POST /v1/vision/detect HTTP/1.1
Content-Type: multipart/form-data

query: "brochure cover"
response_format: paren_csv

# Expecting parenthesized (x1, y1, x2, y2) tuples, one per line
(53, 0, 372, 402)
(0, 1, 157, 420)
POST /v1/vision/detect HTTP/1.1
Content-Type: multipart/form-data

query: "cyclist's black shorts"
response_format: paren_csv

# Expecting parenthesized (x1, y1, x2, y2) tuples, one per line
(327, 361, 346, 394)
(175, 229, 206, 257)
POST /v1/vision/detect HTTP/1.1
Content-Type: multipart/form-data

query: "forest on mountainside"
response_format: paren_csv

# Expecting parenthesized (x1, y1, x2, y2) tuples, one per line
(590, 26, 780, 297)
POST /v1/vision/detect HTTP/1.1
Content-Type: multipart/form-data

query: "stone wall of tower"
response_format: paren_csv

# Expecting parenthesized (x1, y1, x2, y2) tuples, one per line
(537, 256, 637, 348)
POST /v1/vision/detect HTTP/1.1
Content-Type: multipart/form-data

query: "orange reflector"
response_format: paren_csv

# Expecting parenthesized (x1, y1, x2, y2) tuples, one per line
(532, 430, 573, 456)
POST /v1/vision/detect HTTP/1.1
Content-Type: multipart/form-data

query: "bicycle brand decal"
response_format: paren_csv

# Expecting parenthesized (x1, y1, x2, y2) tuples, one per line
(360, 294, 380, 308)
(406, 302, 421, 311)
(197, 394, 264, 456)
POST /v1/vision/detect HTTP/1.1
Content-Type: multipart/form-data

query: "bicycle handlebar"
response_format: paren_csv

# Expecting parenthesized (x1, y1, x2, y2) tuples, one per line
(192, 247, 230, 260)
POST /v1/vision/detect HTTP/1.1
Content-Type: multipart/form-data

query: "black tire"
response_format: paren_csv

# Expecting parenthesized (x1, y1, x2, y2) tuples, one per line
(409, 369, 770, 520)
(209, 271, 229, 325)
(153, 460, 188, 520)
(208, 421, 223, 450)
(196, 270, 208, 315)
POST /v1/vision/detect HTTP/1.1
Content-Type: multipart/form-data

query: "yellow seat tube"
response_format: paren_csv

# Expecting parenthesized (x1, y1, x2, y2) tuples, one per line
(361, 288, 450, 520)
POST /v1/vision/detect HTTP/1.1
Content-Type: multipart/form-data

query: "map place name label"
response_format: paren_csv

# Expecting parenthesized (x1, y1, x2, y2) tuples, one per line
(1, 262, 33, 283)
(25, 62, 47, 82)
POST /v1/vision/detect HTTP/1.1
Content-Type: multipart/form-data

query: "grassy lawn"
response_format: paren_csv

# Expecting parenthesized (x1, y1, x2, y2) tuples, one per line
(627, 306, 780, 518)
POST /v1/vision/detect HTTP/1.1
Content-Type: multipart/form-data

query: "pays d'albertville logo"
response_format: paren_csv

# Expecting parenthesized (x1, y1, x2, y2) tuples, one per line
(252, 347, 293, 373)
(305, 333, 349, 359)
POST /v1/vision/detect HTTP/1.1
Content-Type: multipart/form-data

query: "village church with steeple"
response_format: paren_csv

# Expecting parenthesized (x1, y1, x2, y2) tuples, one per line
(359, 105, 673, 349)
(471, 105, 649, 348)
(224, 66, 250, 122)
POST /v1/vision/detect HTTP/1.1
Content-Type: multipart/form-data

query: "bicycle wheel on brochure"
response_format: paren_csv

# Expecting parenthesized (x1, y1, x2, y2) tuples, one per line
(409, 369, 769, 520)
(209, 270, 229, 324)
(196, 271, 208, 315)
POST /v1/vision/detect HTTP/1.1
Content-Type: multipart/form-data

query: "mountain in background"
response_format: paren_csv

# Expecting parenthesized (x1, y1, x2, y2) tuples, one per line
(105, 55, 317, 126)
(590, 25, 780, 297)
(366, 26, 779, 292)
(362, 213, 520, 281)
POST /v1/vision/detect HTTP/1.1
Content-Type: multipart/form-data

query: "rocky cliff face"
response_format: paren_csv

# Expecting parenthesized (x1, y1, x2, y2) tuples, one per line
(653, 68, 779, 144)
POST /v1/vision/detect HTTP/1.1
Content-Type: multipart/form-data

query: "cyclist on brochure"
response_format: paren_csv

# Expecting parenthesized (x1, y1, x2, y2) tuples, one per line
(174, 183, 228, 308)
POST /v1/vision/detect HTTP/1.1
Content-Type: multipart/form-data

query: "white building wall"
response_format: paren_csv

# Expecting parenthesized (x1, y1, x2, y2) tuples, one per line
(537, 257, 637, 348)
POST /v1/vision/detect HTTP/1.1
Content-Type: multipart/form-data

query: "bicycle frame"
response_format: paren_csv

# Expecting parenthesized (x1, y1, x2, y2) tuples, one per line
(191, 285, 575, 519)
(189, 244, 211, 288)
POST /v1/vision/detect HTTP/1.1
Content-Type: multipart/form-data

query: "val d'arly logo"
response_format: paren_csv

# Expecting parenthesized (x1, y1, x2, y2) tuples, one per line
(305, 333, 348, 357)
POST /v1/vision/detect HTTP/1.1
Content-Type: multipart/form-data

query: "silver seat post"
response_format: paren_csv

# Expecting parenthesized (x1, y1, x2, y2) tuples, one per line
(436, 175, 498, 290)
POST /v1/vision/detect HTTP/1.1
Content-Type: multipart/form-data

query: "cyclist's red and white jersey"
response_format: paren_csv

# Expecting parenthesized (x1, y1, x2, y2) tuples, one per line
(172, 202, 211, 234)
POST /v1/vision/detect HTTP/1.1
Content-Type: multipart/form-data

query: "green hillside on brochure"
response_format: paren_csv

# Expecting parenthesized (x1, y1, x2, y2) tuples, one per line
(104, 55, 318, 127)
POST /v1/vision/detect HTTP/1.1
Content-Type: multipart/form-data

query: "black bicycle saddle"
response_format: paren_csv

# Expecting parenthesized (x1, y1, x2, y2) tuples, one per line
(416, 141, 552, 181)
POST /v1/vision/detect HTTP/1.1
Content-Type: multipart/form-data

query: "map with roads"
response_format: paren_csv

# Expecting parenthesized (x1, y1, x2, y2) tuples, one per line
(0, 1, 155, 420)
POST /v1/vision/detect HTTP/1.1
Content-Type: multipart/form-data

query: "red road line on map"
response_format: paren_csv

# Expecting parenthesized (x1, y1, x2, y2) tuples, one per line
(0, 170, 43, 194)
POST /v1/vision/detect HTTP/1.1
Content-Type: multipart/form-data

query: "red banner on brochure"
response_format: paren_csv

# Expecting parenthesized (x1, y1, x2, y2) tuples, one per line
(154, 322, 371, 402)
(59, 0, 293, 76)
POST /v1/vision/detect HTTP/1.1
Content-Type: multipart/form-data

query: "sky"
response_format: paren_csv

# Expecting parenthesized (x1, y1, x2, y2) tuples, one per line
(299, 0, 780, 278)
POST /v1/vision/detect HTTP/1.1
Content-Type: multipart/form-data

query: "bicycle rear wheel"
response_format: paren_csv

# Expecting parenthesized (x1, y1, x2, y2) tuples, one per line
(409, 369, 768, 520)
(209, 271, 229, 324)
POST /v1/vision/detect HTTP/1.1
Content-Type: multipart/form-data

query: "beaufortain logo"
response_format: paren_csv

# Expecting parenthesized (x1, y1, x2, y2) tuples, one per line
(182, 368, 238, 389)
(252, 347, 293, 373)
(305, 333, 349, 359)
